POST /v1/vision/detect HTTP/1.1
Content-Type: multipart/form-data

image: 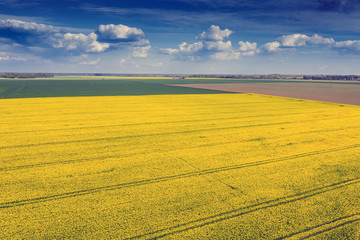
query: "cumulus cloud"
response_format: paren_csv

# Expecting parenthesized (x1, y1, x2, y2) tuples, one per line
(238, 41, 258, 56)
(179, 41, 204, 53)
(261, 41, 281, 53)
(160, 25, 244, 61)
(206, 40, 232, 51)
(333, 40, 360, 54)
(0, 19, 150, 59)
(279, 33, 335, 47)
(259, 32, 360, 56)
(238, 41, 257, 52)
(259, 32, 360, 55)
(97, 24, 145, 43)
(160, 48, 179, 55)
(53, 32, 110, 53)
(261, 33, 335, 53)
(197, 25, 232, 41)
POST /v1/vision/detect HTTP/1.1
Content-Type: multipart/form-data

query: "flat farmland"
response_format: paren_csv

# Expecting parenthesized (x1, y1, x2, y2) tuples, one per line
(1, 93, 359, 239)
(0, 78, 225, 99)
(169, 81, 360, 105)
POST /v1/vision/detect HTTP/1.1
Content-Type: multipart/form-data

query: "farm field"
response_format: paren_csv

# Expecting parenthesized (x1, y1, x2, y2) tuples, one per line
(0, 76, 301, 99)
(1, 76, 360, 105)
(1, 93, 359, 239)
(169, 81, 360, 106)
(0, 78, 226, 99)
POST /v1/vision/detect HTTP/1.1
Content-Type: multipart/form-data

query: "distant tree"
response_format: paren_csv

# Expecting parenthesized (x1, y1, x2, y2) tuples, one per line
(0, 73, 54, 78)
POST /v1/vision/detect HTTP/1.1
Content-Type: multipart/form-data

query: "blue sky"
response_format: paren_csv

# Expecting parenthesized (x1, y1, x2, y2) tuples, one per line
(1, 0, 360, 74)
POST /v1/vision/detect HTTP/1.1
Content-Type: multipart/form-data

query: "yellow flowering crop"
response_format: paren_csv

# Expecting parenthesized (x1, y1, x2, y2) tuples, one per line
(1, 93, 359, 239)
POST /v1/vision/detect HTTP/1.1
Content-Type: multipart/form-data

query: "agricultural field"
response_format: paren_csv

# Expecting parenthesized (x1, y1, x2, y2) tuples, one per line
(0, 78, 225, 99)
(170, 81, 360, 106)
(1, 76, 359, 105)
(1, 91, 359, 239)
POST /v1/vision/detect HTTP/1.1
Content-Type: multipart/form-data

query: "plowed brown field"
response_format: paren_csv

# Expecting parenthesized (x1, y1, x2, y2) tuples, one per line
(169, 82, 360, 105)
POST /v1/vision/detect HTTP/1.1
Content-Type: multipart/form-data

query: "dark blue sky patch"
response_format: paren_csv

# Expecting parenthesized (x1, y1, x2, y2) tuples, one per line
(318, 0, 360, 12)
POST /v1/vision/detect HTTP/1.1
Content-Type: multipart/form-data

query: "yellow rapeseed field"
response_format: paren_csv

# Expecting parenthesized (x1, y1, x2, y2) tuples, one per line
(1, 93, 359, 239)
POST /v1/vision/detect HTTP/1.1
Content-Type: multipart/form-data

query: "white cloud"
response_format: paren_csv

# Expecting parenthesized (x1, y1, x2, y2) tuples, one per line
(262, 41, 281, 53)
(211, 51, 241, 60)
(334, 40, 360, 53)
(279, 33, 335, 47)
(238, 41, 257, 52)
(179, 41, 204, 53)
(0, 55, 26, 61)
(197, 25, 232, 41)
(97, 24, 145, 42)
(53, 32, 110, 53)
(206, 40, 232, 51)
(0, 19, 150, 59)
(161, 26, 263, 61)
(307, 34, 335, 45)
(279, 34, 309, 47)
(261, 33, 336, 54)
(159, 48, 179, 55)
(161, 25, 240, 61)
(335, 40, 360, 49)
(238, 41, 258, 56)
(0, 56, 10, 60)
(0, 19, 58, 34)
(132, 45, 151, 58)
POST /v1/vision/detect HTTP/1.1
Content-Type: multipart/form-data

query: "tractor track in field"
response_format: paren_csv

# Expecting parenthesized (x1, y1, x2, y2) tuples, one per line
(0, 104, 331, 126)
(126, 179, 360, 239)
(2, 114, 360, 150)
(0, 109, 331, 135)
(275, 213, 360, 239)
(1, 125, 360, 172)
(1, 144, 359, 209)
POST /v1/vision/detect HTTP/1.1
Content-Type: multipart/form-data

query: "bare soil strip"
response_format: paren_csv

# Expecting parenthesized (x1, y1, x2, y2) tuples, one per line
(169, 82, 360, 105)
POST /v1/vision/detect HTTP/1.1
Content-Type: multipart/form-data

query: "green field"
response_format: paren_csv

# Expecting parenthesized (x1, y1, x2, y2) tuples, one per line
(0, 87, 7, 95)
(0, 78, 227, 98)
(1, 76, 359, 99)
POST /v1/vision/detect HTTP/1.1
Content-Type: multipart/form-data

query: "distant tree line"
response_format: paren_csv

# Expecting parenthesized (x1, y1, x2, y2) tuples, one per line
(186, 74, 360, 80)
(2, 72, 359, 81)
(303, 75, 360, 81)
(69, 73, 359, 81)
(0, 72, 54, 78)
